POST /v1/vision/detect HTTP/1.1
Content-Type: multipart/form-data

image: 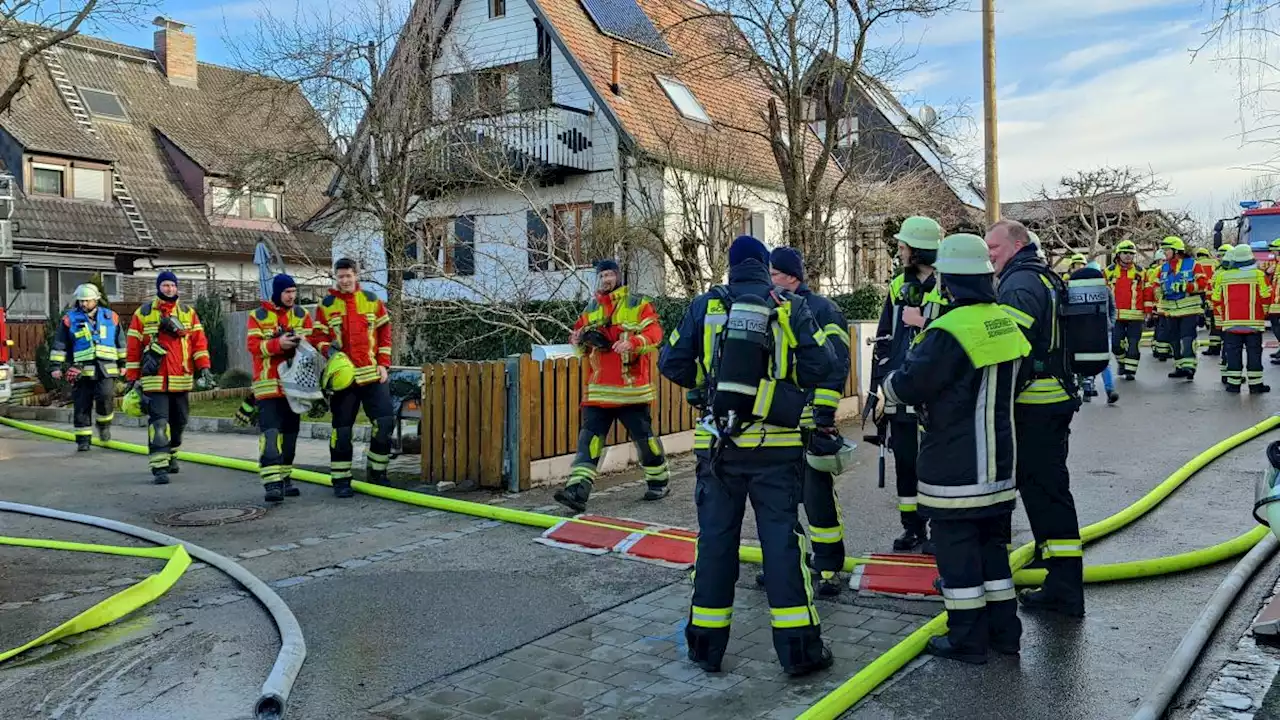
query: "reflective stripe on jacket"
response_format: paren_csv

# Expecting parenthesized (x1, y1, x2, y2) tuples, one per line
(573, 285, 663, 407)
(1157, 257, 1206, 317)
(124, 300, 210, 392)
(248, 302, 315, 399)
(312, 285, 391, 386)
(1104, 263, 1145, 321)
(1213, 266, 1272, 332)
(51, 306, 125, 378)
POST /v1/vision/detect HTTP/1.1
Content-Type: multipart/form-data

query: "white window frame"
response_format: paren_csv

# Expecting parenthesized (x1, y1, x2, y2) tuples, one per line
(656, 76, 711, 124)
(251, 192, 279, 220)
(5, 267, 48, 319)
(58, 270, 122, 308)
(210, 185, 242, 217)
(31, 163, 65, 197)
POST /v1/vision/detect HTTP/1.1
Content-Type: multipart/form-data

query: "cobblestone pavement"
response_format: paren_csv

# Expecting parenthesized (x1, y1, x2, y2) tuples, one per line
(367, 580, 930, 720)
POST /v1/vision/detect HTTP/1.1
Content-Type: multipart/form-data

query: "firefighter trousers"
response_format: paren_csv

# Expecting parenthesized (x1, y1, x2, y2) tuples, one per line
(1271, 316, 1280, 348)
(1223, 332, 1264, 388)
(1153, 314, 1172, 359)
(932, 515, 1020, 655)
(567, 404, 667, 492)
(72, 375, 115, 438)
(801, 432, 844, 573)
(330, 381, 395, 483)
(258, 397, 301, 485)
(1015, 408, 1084, 611)
(1206, 303, 1222, 352)
(1112, 319, 1144, 375)
(687, 446, 824, 671)
(146, 392, 188, 475)
(889, 416, 924, 534)
(1171, 314, 1200, 374)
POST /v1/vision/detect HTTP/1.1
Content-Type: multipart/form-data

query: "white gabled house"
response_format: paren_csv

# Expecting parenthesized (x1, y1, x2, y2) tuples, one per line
(329, 0, 982, 302)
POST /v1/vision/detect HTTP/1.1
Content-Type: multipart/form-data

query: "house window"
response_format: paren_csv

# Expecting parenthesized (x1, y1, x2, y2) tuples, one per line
(722, 205, 751, 239)
(552, 203, 593, 269)
(411, 217, 476, 277)
(656, 76, 711, 123)
(4, 267, 48, 319)
(210, 186, 241, 217)
(419, 218, 452, 276)
(72, 167, 107, 201)
(58, 270, 121, 307)
(251, 193, 279, 220)
(490, 0, 505, 18)
(31, 165, 64, 196)
(477, 67, 519, 114)
(76, 87, 128, 122)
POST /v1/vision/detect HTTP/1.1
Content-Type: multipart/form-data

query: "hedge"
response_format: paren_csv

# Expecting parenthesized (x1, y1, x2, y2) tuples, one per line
(405, 284, 884, 364)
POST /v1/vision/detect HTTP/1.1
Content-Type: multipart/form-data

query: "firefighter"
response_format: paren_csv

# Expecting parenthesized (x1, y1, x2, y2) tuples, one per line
(1105, 240, 1146, 380)
(1269, 239, 1280, 364)
(50, 284, 125, 450)
(554, 259, 668, 512)
(1196, 247, 1223, 356)
(124, 272, 214, 484)
(247, 274, 315, 502)
(869, 216, 943, 554)
(659, 235, 836, 677)
(880, 233, 1029, 663)
(1215, 244, 1272, 394)
(1144, 260, 1171, 361)
(985, 219, 1084, 618)
(313, 258, 395, 498)
(1062, 252, 1087, 282)
(768, 247, 851, 596)
(1156, 236, 1208, 380)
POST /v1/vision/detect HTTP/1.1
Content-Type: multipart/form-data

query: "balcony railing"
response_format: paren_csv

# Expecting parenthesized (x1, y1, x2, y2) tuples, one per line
(430, 105, 595, 176)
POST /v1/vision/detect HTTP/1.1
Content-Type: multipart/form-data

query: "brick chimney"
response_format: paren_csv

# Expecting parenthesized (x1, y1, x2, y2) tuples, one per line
(153, 17, 197, 88)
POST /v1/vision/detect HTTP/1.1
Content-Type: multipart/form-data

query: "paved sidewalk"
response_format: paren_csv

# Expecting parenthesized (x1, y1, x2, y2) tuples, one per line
(368, 580, 929, 720)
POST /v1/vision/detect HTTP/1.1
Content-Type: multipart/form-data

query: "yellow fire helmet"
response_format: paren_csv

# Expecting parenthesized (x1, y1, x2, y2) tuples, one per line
(122, 386, 144, 418)
(322, 351, 356, 393)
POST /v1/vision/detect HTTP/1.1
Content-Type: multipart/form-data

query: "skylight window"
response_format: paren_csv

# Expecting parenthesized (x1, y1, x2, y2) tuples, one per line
(76, 87, 128, 122)
(656, 76, 710, 124)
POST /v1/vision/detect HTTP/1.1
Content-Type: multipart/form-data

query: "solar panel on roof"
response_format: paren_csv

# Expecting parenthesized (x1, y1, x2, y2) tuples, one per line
(579, 0, 672, 57)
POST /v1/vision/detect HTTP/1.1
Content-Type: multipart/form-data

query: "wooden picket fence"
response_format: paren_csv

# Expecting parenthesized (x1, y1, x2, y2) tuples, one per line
(419, 328, 861, 491)
(5, 322, 44, 361)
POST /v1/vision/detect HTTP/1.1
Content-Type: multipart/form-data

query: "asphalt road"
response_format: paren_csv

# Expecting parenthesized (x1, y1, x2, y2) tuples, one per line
(2, 348, 1279, 720)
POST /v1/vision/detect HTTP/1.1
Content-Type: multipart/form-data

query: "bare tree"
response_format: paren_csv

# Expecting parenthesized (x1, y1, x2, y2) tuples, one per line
(1019, 166, 1172, 263)
(0, 0, 153, 115)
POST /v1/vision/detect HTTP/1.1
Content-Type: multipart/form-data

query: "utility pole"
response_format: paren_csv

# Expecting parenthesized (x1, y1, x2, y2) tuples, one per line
(982, 0, 1000, 226)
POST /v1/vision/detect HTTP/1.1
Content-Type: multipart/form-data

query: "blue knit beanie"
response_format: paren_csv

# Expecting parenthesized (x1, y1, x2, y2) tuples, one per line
(728, 235, 769, 267)
(595, 259, 620, 274)
(769, 247, 805, 281)
(271, 273, 297, 307)
(156, 271, 179, 296)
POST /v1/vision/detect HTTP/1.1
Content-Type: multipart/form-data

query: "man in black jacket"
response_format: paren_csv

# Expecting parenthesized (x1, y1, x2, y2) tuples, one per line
(869, 215, 944, 553)
(659, 235, 836, 677)
(880, 233, 1030, 664)
(986, 219, 1085, 618)
(768, 246, 851, 596)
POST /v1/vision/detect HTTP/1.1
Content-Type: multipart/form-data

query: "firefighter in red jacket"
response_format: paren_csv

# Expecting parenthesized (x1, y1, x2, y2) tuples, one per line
(124, 271, 214, 484)
(1214, 245, 1272, 393)
(312, 258, 394, 498)
(1196, 247, 1223, 356)
(248, 274, 315, 502)
(554, 259, 668, 512)
(1104, 240, 1146, 379)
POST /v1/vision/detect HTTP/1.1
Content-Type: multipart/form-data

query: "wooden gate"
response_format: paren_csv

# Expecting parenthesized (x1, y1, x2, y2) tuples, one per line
(420, 361, 507, 488)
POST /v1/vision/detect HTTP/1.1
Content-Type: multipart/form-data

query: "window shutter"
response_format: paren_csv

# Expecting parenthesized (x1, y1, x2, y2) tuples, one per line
(454, 215, 476, 276)
(592, 202, 614, 218)
(527, 209, 549, 271)
(708, 204, 722, 243)
(451, 74, 476, 117)
(402, 231, 419, 281)
(518, 60, 548, 110)
(749, 212, 765, 241)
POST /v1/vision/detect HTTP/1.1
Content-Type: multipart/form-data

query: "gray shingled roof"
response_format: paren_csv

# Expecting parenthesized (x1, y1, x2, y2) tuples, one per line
(1001, 194, 1140, 224)
(0, 32, 333, 260)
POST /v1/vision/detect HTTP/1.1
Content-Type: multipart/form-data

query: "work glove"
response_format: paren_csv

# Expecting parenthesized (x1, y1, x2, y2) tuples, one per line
(196, 368, 216, 391)
(1145, 314, 1157, 329)
(307, 398, 329, 419)
(65, 366, 82, 383)
(233, 398, 258, 427)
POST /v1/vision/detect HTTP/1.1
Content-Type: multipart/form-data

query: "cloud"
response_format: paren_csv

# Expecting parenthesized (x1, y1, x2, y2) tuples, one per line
(1047, 21, 1198, 75)
(992, 41, 1275, 220)
(916, 0, 1192, 47)
(897, 64, 949, 93)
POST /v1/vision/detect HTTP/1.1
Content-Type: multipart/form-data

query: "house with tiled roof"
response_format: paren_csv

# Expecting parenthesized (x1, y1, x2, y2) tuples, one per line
(335, 0, 971, 301)
(0, 17, 333, 324)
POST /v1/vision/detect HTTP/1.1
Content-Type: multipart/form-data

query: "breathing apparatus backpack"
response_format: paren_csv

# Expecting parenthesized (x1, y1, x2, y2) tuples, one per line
(704, 286, 808, 437)
(1063, 266, 1112, 377)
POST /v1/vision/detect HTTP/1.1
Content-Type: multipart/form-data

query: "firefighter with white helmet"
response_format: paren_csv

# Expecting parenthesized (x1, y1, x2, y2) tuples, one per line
(50, 283, 126, 450)
(879, 233, 1029, 663)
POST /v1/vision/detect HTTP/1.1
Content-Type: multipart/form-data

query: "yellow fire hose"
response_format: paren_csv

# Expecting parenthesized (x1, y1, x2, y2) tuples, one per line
(0, 537, 190, 663)
(2, 413, 1277, 718)
(799, 414, 1280, 720)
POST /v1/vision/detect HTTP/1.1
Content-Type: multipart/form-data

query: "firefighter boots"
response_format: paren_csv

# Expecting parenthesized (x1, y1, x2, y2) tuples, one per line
(76, 436, 91, 452)
(264, 482, 285, 503)
(643, 482, 670, 501)
(817, 571, 842, 597)
(152, 471, 170, 485)
(1252, 383, 1272, 394)
(333, 478, 354, 498)
(926, 636, 988, 665)
(1017, 588, 1085, 618)
(367, 468, 390, 486)
(283, 478, 300, 497)
(168, 457, 180, 474)
(554, 483, 590, 513)
(784, 645, 834, 677)
(893, 528, 927, 552)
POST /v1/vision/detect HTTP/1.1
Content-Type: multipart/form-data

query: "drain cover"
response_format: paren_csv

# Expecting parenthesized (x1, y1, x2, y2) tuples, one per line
(156, 505, 266, 527)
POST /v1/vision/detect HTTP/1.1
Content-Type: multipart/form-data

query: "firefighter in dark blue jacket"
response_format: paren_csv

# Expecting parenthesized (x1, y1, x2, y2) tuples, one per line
(880, 233, 1030, 663)
(986, 219, 1085, 618)
(50, 284, 127, 451)
(659, 235, 836, 677)
(869, 215, 944, 553)
(767, 246, 850, 596)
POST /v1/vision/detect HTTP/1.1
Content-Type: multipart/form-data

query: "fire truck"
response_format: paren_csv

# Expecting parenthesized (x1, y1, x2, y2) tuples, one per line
(1215, 201, 1280, 264)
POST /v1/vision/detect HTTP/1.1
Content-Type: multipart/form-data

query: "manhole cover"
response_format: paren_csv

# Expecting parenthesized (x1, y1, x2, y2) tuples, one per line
(156, 505, 267, 527)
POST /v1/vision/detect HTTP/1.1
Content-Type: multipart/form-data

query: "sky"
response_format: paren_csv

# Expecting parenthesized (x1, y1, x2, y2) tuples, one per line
(96, 0, 1274, 224)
